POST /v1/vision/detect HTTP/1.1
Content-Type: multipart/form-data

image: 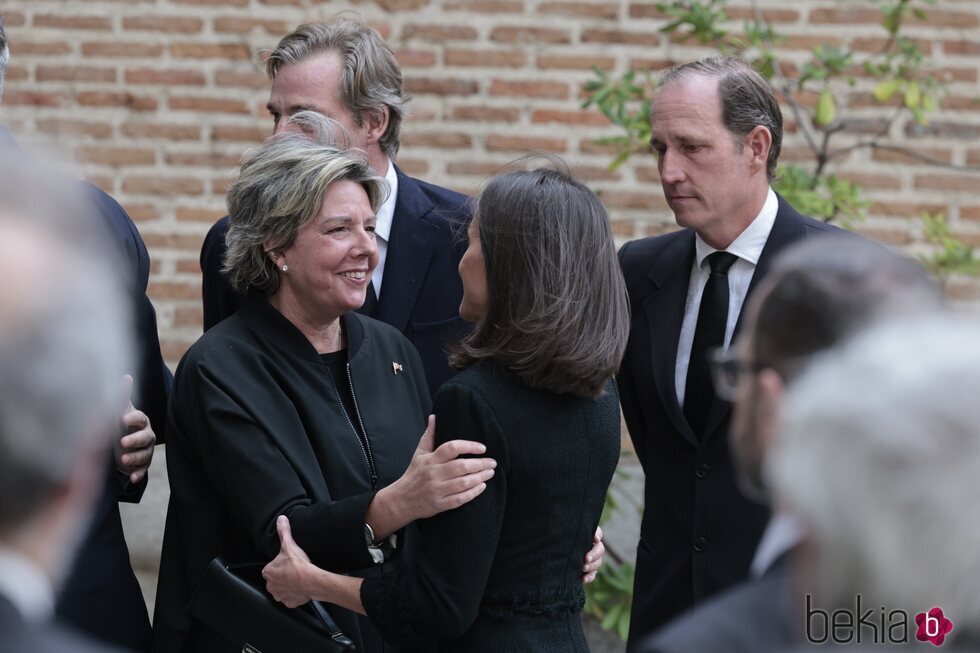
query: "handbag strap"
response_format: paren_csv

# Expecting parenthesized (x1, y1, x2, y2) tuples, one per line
(227, 561, 355, 649)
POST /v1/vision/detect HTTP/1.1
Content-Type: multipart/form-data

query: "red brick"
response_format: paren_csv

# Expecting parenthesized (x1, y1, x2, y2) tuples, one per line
(82, 42, 165, 58)
(447, 161, 519, 177)
(124, 177, 206, 196)
(580, 140, 623, 155)
(1, 12, 25, 27)
(945, 279, 980, 302)
(629, 58, 678, 72)
(853, 226, 913, 246)
(582, 29, 660, 46)
(724, 8, 800, 22)
(486, 134, 568, 152)
(446, 49, 525, 68)
(852, 37, 931, 54)
(402, 24, 478, 41)
(779, 35, 843, 51)
(177, 207, 228, 222)
(213, 125, 269, 143)
(176, 259, 204, 274)
(395, 159, 430, 177)
(906, 121, 980, 140)
(961, 206, 980, 222)
(34, 14, 112, 30)
(404, 78, 479, 96)
(123, 204, 160, 222)
(8, 40, 72, 55)
(532, 109, 610, 126)
(169, 96, 251, 114)
(213, 16, 289, 33)
(0, 91, 68, 107)
(915, 174, 979, 192)
(934, 67, 978, 83)
(944, 40, 980, 56)
(377, 0, 432, 9)
(147, 281, 202, 301)
(841, 173, 903, 190)
(913, 9, 979, 28)
(75, 147, 157, 166)
(809, 8, 881, 23)
(167, 152, 243, 168)
(2, 65, 27, 82)
(969, 150, 980, 166)
(537, 54, 615, 71)
(601, 191, 668, 210)
(451, 106, 522, 122)
(171, 42, 251, 60)
(77, 91, 158, 111)
(125, 68, 206, 86)
(570, 165, 621, 182)
(869, 201, 947, 218)
(211, 176, 237, 195)
(172, 0, 247, 5)
(444, 0, 524, 11)
(628, 3, 669, 19)
(37, 119, 112, 138)
(174, 306, 205, 327)
(490, 27, 571, 44)
(395, 49, 438, 67)
(538, 2, 618, 19)
(122, 123, 202, 141)
(215, 69, 268, 89)
(401, 132, 473, 149)
(36, 66, 116, 83)
(871, 147, 953, 165)
(941, 96, 980, 111)
(122, 16, 205, 33)
(161, 339, 193, 365)
(490, 79, 568, 99)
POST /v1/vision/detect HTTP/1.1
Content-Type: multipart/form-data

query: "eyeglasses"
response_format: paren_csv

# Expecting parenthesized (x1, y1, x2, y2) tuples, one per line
(708, 347, 768, 402)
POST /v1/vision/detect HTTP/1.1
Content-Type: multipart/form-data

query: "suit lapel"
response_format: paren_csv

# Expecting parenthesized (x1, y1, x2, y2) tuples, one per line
(643, 232, 701, 447)
(378, 168, 439, 333)
(702, 196, 809, 440)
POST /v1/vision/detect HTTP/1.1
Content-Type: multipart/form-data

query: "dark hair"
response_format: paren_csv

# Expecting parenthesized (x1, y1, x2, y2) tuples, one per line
(660, 56, 783, 181)
(751, 237, 941, 381)
(451, 163, 630, 399)
(266, 18, 407, 158)
(0, 15, 9, 98)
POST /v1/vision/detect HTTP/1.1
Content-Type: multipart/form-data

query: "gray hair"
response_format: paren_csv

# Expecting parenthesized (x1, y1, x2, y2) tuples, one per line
(267, 18, 408, 158)
(451, 159, 630, 399)
(223, 111, 387, 295)
(0, 15, 9, 100)
(749, 236, 941, 382)
(0, 153, 132, 535)
(659, 56, 783, 181)
(769, 313, 980, 624)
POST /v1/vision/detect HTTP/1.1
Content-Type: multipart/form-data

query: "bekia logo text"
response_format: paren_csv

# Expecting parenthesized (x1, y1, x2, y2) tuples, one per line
(806, 595, 953, 646)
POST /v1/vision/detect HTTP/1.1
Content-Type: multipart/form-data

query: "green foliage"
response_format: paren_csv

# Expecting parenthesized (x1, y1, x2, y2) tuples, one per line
(584, 560, 635, 641)
(581, 68, 652, 170)
(773, 165, 868, 225)
(919, 213, 979, 280)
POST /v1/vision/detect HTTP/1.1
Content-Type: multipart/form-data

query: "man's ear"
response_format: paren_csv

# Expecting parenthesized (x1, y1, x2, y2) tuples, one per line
(362, 106, 390, 146)
(744, 125, 772, 175)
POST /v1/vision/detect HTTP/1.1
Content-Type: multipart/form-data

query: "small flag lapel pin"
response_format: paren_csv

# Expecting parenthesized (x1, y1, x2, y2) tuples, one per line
(392, 361, 403, 374)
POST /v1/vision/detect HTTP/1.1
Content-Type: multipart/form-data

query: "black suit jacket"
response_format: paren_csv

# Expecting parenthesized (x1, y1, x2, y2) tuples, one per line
(199, 167, 471, 396)
(618, 196, 842, 645)
(0, 594, 124, 653)
(55, 182, 172, 652)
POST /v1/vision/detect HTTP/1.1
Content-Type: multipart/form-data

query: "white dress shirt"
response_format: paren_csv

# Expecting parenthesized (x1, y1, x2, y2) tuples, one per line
(675, 188, 778, 407)
(0, 546, 55, 622)
(372, 161, 398, 298)
(750, 511, 807, 578)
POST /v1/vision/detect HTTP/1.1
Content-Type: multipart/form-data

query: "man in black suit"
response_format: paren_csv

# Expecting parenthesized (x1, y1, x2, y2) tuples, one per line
(0, 147, 140, 653)
(618, 56, 843, 647)
(200, 18, 470, 396)
(637, 238, 940, 653)
(0, 16, 171, 651)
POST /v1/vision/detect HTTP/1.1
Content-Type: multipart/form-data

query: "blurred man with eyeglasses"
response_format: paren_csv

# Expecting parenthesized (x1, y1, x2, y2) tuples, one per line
(635, 236, 941, 653)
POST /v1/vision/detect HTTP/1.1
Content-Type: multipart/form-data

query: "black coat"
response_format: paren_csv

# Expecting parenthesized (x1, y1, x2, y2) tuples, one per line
(199, 168, 471, 396)
(361, 362, 621, 652)
(618, 196, 843, 644)
(0, 594, 124, 653)
(151, 295, 430, 653)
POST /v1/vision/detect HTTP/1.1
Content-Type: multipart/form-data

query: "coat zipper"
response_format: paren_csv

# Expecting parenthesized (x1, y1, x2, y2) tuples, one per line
(324, 364, 379, 490)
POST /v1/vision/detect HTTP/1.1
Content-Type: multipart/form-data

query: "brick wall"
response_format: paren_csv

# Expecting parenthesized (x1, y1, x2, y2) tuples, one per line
(2, 0, 978, 367)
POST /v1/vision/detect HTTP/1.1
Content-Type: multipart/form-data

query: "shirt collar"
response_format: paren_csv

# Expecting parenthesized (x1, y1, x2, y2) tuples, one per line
(750, 511, 807, 578)
(375, 160, 398, 243)
(0, 546, 55, 621)
(694, 187, 778, 269)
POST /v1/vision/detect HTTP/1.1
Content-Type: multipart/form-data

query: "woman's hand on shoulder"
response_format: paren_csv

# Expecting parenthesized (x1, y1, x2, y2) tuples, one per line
(263, 515, 316, 608)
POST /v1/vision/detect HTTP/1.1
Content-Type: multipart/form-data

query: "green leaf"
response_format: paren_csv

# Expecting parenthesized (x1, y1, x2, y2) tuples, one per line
(904, 80, 921, 108)
(815, 88, 836, 126)
(873, 79, 902, 101)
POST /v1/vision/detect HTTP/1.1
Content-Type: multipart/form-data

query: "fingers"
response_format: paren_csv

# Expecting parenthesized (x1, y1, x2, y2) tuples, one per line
(122, 374, 134, 408)
(119, 425, 155, 452)
(431, 439, 488, 463)
(594, 526, 603, 544)
(440, 480, 488, 510)
(416, 415, 436, 454)
(583, 571, 597, 584)
(276, 515, 294, 547)
(122, 407, 149, 432)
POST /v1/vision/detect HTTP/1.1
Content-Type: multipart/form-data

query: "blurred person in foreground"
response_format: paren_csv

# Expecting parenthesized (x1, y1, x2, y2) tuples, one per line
(153, 114, 499, 653)
(638, 237, 941, 653)
(263, 162, 629, 652)
(0, 154, 135, 652)
(0, 15, 170, 651)
(771, 312, 980, 651)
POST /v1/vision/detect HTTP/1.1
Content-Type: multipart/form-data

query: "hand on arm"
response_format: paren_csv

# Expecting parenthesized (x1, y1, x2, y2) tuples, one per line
(582, 526, 605, 584)
(263, 516, 366, 614)
(364, 415, 496, 540)
(115, 374, 156, 484)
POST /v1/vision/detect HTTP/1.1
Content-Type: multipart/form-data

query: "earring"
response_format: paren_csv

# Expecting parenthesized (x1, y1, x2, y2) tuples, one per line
(281, 264, 289, 272)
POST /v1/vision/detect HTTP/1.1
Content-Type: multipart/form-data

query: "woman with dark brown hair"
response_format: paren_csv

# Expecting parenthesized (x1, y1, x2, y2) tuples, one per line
(264, 163, 630, 652)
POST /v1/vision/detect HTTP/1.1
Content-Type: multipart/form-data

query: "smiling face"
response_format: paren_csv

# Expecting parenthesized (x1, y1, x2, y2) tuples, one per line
(272, 179, 378, 324)
(458, 218, 489, 323)
(649, 75, 769, 249)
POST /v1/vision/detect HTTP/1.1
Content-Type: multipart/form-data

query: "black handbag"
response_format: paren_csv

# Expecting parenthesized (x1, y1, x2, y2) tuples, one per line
(188, 557, 357, 653)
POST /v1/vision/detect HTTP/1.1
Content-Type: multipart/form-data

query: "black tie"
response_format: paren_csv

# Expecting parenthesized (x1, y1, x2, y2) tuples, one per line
(356, 281, 380, 319)
(684, 251, 738, 439)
